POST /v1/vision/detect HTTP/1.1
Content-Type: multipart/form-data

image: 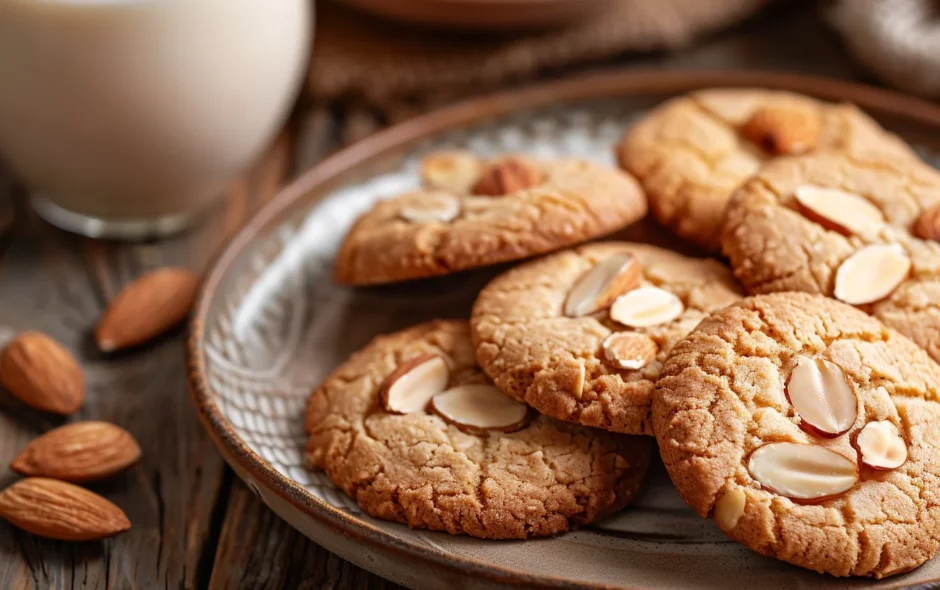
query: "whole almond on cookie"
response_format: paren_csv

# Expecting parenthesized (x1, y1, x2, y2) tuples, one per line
(913, 203, 940, 243)
(472, 157, 543, 196)
(0, 478, 130, 541)
(12, 421, 142, 483)
(96, 267, 199, 352)
(0, 332, 84, 414)
(741, 105, 821, 155)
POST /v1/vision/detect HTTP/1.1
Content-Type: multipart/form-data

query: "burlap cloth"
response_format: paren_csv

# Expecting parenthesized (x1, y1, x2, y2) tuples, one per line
(307, 0, 772, 108)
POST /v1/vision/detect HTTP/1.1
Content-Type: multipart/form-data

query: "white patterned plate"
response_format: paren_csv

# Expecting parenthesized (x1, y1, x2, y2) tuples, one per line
(189, 70, 940, 589)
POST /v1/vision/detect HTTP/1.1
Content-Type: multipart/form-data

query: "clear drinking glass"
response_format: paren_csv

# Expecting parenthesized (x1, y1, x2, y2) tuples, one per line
(0, 0, 313, 239)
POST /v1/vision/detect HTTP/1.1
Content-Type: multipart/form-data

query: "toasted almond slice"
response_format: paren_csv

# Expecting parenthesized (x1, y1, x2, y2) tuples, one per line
(913, 202, 940, 243)
(564, 254, 642, 318)
(857, 420, 907, 470)
(602, 332, 658, 370)
(793, 185, 884, 238)
(833, 244, 911, 305)
(420, 151, 482, 194)
(747, 442, 857, 502)
(786, 356, 857, 438)
(609, 287, 683, 328)
(379, 354, 449, 414)
(714, 488, 746, 531)
(430, 384, 530, 434)
(399, 192, 461, 223)
(741, 105, 821, 155)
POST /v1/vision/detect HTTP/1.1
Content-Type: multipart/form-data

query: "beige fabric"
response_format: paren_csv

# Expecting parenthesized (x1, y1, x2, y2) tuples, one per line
(308, 0, 771, 105)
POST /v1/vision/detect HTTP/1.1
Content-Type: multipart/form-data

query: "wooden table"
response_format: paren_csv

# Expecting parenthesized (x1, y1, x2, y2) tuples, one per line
(0, 4, 883, 588)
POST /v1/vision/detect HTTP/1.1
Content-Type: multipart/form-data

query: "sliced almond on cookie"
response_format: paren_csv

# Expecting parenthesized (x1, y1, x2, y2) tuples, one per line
(609, 287, 683, 328)
(379, 354, 449, 414)
(420, 151, 482, 194)
(714, 488, 746, 531)
(430, 384, 530, 433)
(399, 192, 461, 223)
(834, 244, 910, 305)
(793, 185, 884, 238)
(747, 442, 857, 502)
(785, 356, 857, 438)
(564, 254, 642, 317)
(602, 332, 658, 370)
(856, 420, 907, 470)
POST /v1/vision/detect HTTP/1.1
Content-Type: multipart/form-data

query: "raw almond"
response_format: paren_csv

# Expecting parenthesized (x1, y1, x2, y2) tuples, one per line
(96, 267, 199, 352)
(913, 202, 940, 243)
(793, 185, 883, 238)
(564, 254, 642, 317)
(0, 477, 130, 541)
(430, 384, 530, 434)
(833, 244, 910, 305)
(856, 420, 907, 470)
(399, 192, 461, 223)
(785, 356, 857, 438)
(747, 442, 857, 502)
(0, 331, 84, 415)
(741, 105, 821, 155)
(379, 354, 449, 414)
(602, 332, 658, 370)
(472, 157, 543, 196)
(609, 287, 683, 328)
(12, 421, 142, 483)
(420, 151, 482, 194)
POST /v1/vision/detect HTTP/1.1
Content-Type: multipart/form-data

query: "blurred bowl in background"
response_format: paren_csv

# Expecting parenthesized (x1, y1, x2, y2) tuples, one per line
(335, 0, 614, 31)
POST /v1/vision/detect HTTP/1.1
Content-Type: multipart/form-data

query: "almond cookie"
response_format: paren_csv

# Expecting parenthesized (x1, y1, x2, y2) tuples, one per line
(617, 88, 915, 250)
(471, 242, 742, 435)
(333, 153, 647, 285)
(305, 320, 650, 539)
(654, 293, 940, 578)
(722, 150, 940, 364)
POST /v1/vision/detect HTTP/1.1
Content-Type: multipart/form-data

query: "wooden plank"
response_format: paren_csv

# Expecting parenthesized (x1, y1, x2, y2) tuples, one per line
(209, 481, 403, 590)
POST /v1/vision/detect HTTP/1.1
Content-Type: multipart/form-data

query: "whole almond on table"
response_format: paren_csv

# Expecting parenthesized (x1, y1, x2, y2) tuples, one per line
(0, 331, 84, 414)
(11, 421, 142, 483)
(96, 267, 199, 352)
(472, 157, 544, 196)
(0, 478, 130, 541)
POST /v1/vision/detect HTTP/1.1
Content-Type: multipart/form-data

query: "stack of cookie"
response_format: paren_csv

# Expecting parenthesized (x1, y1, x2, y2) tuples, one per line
(307, 89, 940, 579)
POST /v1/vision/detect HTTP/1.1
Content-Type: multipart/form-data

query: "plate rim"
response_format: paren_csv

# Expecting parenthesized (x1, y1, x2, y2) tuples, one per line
(187, 69, 940, 589)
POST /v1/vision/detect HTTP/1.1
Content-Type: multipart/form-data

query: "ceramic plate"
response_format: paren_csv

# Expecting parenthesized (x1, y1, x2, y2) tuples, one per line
(188, 71, 940, 589)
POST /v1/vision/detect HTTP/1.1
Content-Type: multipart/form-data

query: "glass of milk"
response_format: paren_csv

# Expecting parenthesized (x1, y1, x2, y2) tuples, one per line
(0, 0, 313, 239)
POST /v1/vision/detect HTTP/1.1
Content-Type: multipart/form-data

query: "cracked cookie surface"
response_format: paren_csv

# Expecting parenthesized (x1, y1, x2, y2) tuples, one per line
(305, 320, 651, 539)
(617, 88, 914, 250)
(653, 293, 940, 578)
(471, 242, 742, 435)
(722, 150, 940, 364)
(333, 154, 647, 285)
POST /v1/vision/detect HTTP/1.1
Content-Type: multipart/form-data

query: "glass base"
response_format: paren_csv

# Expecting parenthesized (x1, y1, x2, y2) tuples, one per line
(31, 195, 203, 240)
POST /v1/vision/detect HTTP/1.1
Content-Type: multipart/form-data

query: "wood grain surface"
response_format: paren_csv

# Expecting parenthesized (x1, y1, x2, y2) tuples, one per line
(0, 4, 895, 588)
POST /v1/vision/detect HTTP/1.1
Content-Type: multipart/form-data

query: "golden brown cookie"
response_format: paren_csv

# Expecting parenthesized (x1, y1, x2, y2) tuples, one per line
(471, 242, 742, 435)
(654, 293, 940, 578)
(333, 153, 647, 285)
(305, 320, 651, 539)
(617, 88, 915, 250)
(722, 150, 940, 364)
